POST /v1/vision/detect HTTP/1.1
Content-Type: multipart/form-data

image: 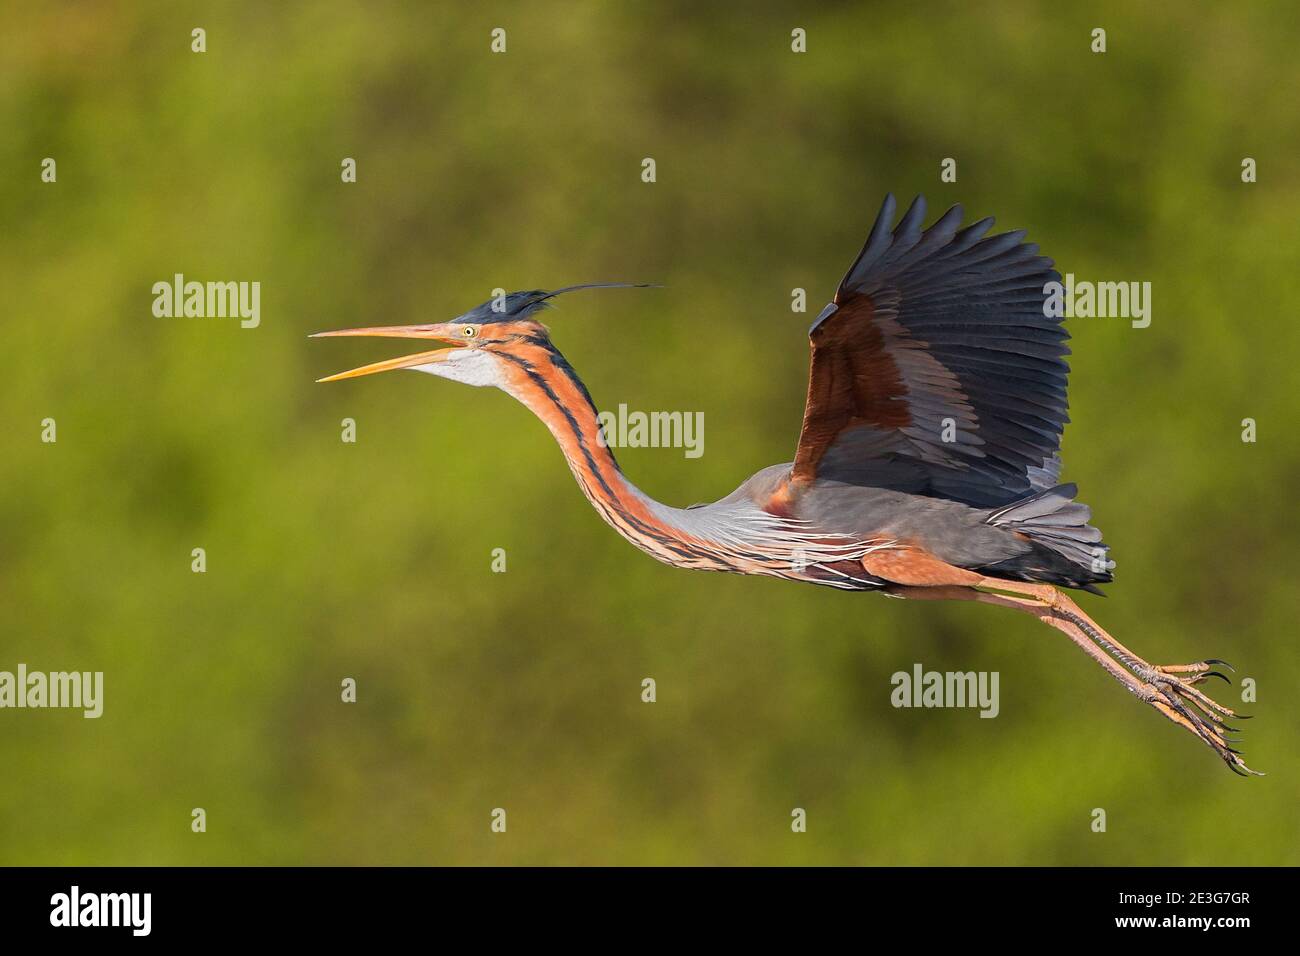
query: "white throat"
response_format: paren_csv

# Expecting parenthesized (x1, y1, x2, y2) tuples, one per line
(411, 349, 505, 388)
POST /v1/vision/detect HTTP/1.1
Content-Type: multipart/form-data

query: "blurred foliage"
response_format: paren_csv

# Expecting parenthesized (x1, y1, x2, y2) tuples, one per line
(1, 1, 1298, 865)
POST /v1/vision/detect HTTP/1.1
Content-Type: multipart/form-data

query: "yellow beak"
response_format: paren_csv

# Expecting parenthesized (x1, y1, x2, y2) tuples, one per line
(311, 323, 466, 383)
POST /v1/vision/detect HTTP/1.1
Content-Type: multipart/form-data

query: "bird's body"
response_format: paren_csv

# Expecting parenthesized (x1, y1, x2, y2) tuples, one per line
(315, 195, 1259, 776)
(502, 377, 1097, 593)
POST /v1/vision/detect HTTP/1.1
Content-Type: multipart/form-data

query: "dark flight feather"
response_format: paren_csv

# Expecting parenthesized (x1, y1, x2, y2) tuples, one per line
(792, 194, 1070, 509)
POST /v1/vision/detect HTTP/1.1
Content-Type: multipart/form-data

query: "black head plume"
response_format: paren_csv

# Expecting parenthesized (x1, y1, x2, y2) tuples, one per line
(462, 283, 659, 324)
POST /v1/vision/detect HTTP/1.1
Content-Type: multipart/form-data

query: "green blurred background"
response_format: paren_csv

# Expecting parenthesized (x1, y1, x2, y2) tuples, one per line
(2, 1, 1297, 865)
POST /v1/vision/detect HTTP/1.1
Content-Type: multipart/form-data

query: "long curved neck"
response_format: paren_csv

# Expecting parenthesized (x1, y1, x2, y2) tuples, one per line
(491, 342, 879, 586)
(493, 343, 703, 559)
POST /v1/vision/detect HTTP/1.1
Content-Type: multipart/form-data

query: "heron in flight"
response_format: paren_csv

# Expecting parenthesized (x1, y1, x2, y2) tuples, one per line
(315, 195, 1257, 775)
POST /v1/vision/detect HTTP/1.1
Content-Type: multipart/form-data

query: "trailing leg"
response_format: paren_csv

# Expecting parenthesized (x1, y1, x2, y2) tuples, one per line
(889, 582, 1262, 776)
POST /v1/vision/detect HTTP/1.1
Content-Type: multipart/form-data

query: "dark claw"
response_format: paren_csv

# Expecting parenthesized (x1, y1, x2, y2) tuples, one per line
(1205, 658, 1235, 672)
(1226, 760, 1250, 777)
(1226, 747, 1245, 755)
(1203, 671, 1232, 685)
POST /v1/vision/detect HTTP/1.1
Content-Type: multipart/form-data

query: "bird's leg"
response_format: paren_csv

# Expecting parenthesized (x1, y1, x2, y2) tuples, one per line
(978, 578, 1261, 775)
(975, 578, 1247, 718)
(887, 585, 1159, 702)
(888, 582, 1262, 776)
(1038, 587, 1244, 722)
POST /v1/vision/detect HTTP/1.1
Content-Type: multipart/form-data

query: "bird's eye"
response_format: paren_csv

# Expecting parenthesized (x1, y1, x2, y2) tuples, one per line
(462, 326, 477, 338)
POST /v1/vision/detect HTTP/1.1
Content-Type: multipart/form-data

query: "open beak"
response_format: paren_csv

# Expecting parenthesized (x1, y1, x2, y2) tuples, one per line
(310, 323, 466, 383)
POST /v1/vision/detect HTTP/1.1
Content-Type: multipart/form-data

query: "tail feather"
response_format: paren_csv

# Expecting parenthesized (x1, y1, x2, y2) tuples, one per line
(982, 484, 1114, 592)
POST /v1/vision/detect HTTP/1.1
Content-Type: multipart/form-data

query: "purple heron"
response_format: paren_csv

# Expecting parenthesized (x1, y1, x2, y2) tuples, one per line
(314, 195, 1257, 775)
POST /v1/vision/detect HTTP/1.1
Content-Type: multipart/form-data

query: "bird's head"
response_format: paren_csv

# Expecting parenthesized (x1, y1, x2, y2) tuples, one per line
(312, 283, 653, 388)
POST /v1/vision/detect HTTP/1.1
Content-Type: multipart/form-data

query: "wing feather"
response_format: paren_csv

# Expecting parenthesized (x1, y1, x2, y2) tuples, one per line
(791, 195, 1070, 507)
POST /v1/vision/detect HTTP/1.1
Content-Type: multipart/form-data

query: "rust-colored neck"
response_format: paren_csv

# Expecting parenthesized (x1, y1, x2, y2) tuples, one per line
(490, 343, 685, 547)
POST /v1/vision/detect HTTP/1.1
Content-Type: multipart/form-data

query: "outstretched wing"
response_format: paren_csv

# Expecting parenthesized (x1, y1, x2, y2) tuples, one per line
(791, 195, 1069, 508)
